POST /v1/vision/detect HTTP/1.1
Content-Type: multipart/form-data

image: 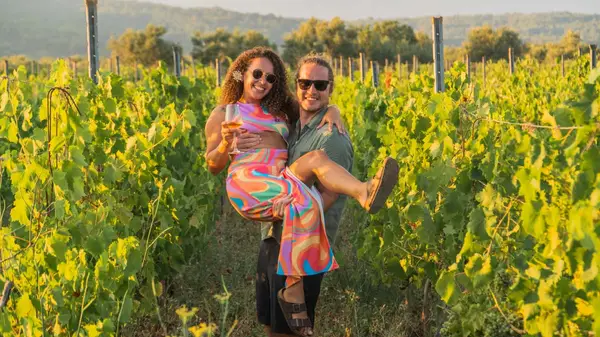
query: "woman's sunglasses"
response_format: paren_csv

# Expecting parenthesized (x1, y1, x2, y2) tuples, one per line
(251, 69, 277, 84)
(297, 79, 331, 91)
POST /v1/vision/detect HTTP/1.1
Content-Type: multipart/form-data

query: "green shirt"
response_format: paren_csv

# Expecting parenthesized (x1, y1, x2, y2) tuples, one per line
(261, 107, 354, 244)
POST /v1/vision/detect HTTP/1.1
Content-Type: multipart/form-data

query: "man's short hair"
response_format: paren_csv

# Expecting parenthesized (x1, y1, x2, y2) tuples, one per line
(294, 54, 335, 93)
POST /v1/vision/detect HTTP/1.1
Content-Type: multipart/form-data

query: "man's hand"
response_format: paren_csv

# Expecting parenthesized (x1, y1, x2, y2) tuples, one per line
(235, 130, 262, 152)
(272, 194, 294, 220)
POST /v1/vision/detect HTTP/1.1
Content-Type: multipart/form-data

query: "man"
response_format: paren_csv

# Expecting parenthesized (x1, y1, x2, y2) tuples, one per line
(255, 55, 354, 337)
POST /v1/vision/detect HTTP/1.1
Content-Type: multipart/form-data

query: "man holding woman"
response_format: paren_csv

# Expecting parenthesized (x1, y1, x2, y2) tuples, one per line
(204, 47, 398, 336)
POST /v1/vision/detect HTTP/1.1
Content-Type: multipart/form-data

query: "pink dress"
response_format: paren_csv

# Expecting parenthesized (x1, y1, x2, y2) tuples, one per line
(225, 103, 338, 276)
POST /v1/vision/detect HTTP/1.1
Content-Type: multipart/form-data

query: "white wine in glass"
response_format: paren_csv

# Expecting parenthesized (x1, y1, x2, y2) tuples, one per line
(224, 105, 244, 154)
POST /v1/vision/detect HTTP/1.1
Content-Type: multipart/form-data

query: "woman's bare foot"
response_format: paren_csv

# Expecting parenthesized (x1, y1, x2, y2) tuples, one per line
(282, 280, 313, 336)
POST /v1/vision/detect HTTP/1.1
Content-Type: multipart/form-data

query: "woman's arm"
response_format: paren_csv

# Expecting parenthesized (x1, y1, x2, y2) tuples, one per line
(204, 105, 233, 175)
(318, 104, 346, 134)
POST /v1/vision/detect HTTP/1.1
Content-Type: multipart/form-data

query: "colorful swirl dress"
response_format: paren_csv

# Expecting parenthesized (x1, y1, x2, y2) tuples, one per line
(225, 103, 338, 277)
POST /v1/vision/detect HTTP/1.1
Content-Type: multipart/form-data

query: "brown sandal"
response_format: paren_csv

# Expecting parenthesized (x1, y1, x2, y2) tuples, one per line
(277, 288, 313, 337)
(364, 157, 400, 214)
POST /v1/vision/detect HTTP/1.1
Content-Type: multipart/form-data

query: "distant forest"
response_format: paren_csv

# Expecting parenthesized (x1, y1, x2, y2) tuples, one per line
(1, 0, 599, 59)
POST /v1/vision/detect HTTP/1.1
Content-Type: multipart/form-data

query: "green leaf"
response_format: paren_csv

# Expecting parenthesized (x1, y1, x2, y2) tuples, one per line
(69, 146, 87, 166)
(406, 205, 423, 222)
(104, 98, 117, 114)
(51, 240, 67, 260)
(467, 207, 489, 239)
(124, 249, 142, 277)
(435, 271, 458, 305)
(416, 209, 436, 245)
(84, 236, 104, 257)
(119, 296, 133, 323)
(464, 254, 492, 287)
(0, 312, 10, 332)
(71, 177, 86, 200)
(16, 294, 35, 318)
(52, 287, 64, 307)
(183, 109, 197, 127)
(49, 135, 66, 154)
(521, 200, 545, 240)
(7, 121, 18, 143)
(54, 199, 66, 219)
(53, 170, 69, 191)
(10, 198, 30, 226)
(572, 172, 593, 203)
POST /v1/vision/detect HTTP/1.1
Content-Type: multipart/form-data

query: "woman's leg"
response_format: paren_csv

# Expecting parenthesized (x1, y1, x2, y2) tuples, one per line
(289, 149, 366, 202)
(288, 149, 399, 212)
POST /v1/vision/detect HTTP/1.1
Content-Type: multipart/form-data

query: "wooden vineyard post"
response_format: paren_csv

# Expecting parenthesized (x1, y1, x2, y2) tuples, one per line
(135, 62, 140, 81)
(339, 55, 344, 77)
(85, 0, 99, 83)
(116, 56, 121, 76)
(348, 57, 354, 82)
(359, 53, 365, 83)
(413, 55, 418, 74)
(482, 56, 486, 84)
(509, 47, 515, 75)
(561, 54, 565, 77)
(591, 45, 597, 70)
(432, 16, 445, 93)
(191, 56, 197, 78)
(465, 55, 471, 80)
(397, 54, 402, 79)
(173, 48, 181, 78)
(370, 61, 379, 88)
(215, 58, 221, 87)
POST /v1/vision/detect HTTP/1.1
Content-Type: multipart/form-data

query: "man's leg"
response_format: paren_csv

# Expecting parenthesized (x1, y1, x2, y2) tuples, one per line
(267, 240, 324, 336)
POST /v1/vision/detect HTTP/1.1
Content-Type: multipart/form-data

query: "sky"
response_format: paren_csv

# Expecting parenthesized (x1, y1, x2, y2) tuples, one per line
(146, 0, 600, 19)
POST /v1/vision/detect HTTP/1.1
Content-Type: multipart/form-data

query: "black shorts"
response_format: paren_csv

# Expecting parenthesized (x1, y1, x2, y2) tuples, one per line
(256, 238, 324, 334)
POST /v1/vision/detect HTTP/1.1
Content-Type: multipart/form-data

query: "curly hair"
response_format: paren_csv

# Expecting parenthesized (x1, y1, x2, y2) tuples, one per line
(220, 47, 298, 124)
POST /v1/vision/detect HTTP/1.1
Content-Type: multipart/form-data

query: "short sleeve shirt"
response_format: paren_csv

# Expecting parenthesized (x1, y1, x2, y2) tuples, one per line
(261, 107, 354, 244)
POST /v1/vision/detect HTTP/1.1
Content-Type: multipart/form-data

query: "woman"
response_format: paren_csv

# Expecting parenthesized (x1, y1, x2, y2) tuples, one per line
(204, 47, 398, 336)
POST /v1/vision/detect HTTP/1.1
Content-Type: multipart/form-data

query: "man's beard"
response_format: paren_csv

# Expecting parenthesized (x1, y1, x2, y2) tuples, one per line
(300, 101, 327, 113)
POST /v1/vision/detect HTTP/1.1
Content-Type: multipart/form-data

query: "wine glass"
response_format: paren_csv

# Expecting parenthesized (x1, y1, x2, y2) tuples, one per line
(224, 105, 244, 155)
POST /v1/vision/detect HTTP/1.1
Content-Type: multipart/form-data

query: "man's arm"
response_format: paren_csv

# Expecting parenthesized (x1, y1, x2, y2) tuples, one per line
(315, 129, 354, 210)
(317, 186, 339, 211)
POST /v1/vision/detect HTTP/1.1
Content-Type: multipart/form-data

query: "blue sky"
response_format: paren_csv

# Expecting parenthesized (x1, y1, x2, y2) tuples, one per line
(149, 0, 600, 19)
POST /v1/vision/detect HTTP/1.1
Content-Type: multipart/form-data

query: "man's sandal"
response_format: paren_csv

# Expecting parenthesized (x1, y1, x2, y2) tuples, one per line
(277, 288, 313, 337)
(364, 157, 400, 214)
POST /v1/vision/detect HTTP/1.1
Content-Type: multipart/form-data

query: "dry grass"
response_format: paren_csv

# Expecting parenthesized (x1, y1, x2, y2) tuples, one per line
(123, 204, 433, 337)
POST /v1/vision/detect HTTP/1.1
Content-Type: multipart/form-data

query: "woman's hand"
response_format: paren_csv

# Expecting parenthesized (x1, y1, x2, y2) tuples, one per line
(272, 194, 294, 220)
(318, 104, 346, 134)
(220, 121, 237, 150)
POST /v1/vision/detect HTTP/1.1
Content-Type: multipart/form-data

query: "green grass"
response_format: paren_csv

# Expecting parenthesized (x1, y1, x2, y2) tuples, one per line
(124, 203, 435, 337)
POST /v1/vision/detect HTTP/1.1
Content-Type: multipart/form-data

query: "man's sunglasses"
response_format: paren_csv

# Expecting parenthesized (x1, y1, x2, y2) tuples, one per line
(251, 69, 277, 84)
(297, 79, 331, 91)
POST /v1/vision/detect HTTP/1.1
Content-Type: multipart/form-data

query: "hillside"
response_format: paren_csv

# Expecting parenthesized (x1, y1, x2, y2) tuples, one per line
(1, 0, 599, 59)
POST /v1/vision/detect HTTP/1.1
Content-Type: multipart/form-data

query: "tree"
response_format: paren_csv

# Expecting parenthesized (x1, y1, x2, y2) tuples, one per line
(191, 29, 276, 66)
(545, 30, 585, 61)
(107, 25, 180, 67)
(464, 26, 497, 60)
(463, 26, 524, 61)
